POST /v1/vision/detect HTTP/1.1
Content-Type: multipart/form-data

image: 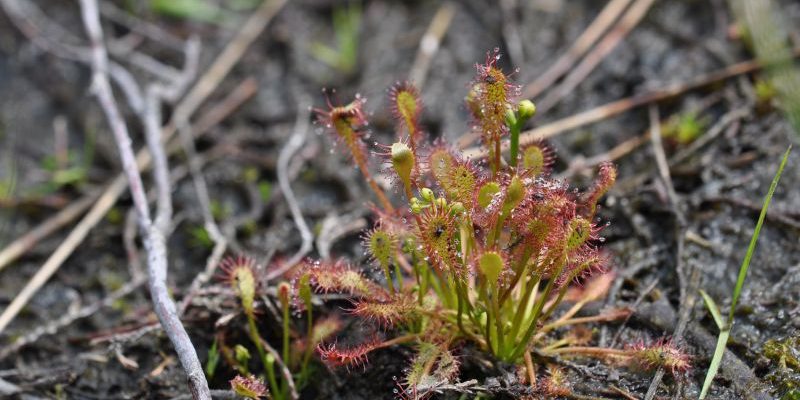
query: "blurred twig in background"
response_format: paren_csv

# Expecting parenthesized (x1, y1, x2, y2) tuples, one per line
(731, 0, 800, 141)
(78, 0, 210, 397)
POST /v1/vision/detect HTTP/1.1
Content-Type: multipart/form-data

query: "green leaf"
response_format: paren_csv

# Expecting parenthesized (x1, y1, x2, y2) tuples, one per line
(150, 0, 221, 23)
(699, 290, 724, 329)
(728, 145, 791, 323)
(699, 145, 792, 399)
(700, 329, 731, 399)
(479, 252, 503, 284)
(205, 339, 220, 379)
(258, 181, 272, 202)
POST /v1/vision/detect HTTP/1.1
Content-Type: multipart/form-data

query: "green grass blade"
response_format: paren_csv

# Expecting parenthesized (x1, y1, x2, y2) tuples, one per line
(727, 145, 791, 323)
(698, 145, 791, 399)
(150, 0, 221, 23)
(699, 329, 731, 399)
(699, 289, 724, 329)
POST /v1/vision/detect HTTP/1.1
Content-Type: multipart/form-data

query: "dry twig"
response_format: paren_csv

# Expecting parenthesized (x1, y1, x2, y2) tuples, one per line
(176, 120, 228, 315)
(267, 98, 314, 280)
(521, 0, 634, 99)
(536, 0, 656, 114)
(77, 0, 209, 396)
(643, 105, 696, 400)
(463, 49, 800, 158)
(0, 0, 284, 336)
(408, 2, 455, 87)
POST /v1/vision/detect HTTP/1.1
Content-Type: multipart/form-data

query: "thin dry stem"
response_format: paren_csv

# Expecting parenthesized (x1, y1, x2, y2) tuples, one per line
(176, 120, 228, 315)
(78, 0, 209, 396)
(463, 49, 800, 158)
(408, 2, 455, 87)
(267, 98, 314, 280)
(0, 0, 284, 338)
(535, 0, 656, 114)
(521, 0, 633, 99)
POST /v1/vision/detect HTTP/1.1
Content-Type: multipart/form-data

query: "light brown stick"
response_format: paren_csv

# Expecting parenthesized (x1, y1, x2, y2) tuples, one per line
(0, 0, 283, 336)
(521, 0, 634, 99)
(0, 191, 97, 272)
(408, 2, 455, 87)
(463, 50, 800, 159)
(535, 0, 656, 114)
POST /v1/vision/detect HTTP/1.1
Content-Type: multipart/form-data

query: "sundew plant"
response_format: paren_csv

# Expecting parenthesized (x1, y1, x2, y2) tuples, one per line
(287, 49, 690, 398)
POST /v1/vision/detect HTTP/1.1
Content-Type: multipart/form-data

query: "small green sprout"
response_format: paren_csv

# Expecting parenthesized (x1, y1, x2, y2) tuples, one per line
(661, 111, 709, 144)
(309, 1, 361, 75)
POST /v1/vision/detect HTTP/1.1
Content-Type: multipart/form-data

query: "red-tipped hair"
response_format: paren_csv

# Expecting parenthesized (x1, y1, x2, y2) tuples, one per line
(389, 81, 424, 148)
(316, 337, 381, 371)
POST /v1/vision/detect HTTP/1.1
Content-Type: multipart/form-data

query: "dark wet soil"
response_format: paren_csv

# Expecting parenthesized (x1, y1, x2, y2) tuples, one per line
(1, 1, 800, 399)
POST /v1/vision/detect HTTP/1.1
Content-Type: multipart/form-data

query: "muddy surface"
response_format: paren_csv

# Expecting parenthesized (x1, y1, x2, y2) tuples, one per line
(1, 0, 799, 399)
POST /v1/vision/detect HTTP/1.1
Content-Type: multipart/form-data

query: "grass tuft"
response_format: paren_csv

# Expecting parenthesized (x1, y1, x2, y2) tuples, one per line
(699, 145, 792, 399)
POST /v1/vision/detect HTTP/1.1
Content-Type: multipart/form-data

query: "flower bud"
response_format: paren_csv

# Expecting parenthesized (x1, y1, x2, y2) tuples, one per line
(234, 345, 251, 366)
(410, 198, 422, 214)
(517, 100, 537, 122)
(420, 188, 435, 202)
(391, 141, 415, 192)
(504, 107, 517, 127)
(278, 281, 291, 310)
(449, 202, 465, 215)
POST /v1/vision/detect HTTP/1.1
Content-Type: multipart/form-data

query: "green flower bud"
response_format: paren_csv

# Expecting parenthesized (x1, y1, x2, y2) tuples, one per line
(391, 142, 415, 193)
(504, 107, 517, 127)
(234, 344, 251, 366)
(517, 100, 536, 122)
(449, 202, 465, 215)
(420, 188, 435, 202)
(410, 198, 422, 214)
